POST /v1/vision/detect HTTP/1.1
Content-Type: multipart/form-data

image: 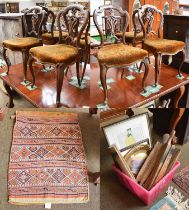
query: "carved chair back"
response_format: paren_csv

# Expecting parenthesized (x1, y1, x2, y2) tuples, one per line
(132, 9, 143, 33)
(41, 7, 56, 34)
(83, 17, 90, 46)
(137, 5, 163, 41)
(130, 9, 144, 45)
(93, 5, 130, 46)
(23, 6, 48, 38)
(56, 4, 89, 48)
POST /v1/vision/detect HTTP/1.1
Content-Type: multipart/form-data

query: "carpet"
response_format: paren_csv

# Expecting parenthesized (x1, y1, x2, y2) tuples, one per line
(173, 164, 189, 194)
(8, 111, 89, 205)
(150, 196, 177, 210)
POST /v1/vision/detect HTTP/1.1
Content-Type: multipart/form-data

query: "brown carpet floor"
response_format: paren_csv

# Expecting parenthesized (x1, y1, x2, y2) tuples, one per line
(100, 109, 189, 210)
(0, 108, 100, 210)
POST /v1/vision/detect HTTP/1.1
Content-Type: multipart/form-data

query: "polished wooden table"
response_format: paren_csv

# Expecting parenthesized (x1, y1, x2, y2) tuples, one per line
(0, 63, 90, 108)
(90, 56, 189, 121)
(91, 56, 189, 108)
(0, 56, 189, 111)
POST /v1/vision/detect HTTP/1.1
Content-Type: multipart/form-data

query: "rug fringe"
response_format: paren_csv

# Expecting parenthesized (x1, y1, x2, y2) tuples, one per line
(167, 186, 189, 210)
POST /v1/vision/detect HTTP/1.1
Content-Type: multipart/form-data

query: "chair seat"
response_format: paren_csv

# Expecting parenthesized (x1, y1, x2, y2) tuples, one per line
(29, 44, 78, 64)
(116, 31, 143, 42)
(42, 31, 68, 44)
(3, 37, 41, 51)
(143, 38, 185, 54)
(97, 44, 148, 67)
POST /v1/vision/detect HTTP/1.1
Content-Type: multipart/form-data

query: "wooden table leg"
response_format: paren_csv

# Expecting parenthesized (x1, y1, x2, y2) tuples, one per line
(169, 108, 185, 144)
(88, 171, 100, 185)
(173, 85, 185, 108)
(3, 81, 14, 108)
(126, 108, 134, 117)
(89, 108, 98, 115)
(169, 108, 185, 132)
(93, 172, 100, 185)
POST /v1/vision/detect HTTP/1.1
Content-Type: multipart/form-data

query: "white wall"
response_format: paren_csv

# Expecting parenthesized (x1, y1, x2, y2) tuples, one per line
(180, 0, 189, 4)
(19, 1, 44, 12)
(90, 0, 104, 36)
(0, 0, 45, 12)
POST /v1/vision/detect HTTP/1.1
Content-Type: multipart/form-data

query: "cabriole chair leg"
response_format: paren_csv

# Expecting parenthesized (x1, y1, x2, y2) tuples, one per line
(154, 53, 161, 87)
(100, 64, 108, 105)
(178, 50, 186, 77)
(142, 57, 150, 92)
(2, 47, 10, 75)
(28, 55, 35, 88)
(56, 64, 66, 105)
(76, 60, 81, 87)
(22, 50, 29, 83)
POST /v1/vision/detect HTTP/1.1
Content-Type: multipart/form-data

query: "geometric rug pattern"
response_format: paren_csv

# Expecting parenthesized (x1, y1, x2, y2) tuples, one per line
(8, 111, 89, 205)
(150, 186, 189, 210)
(173, 164, 189, 194)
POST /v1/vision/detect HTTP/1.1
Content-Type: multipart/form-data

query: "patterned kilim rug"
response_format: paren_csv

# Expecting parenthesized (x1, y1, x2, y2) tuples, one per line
(8, 111, 89, 205)
(173, 165, 189, 194)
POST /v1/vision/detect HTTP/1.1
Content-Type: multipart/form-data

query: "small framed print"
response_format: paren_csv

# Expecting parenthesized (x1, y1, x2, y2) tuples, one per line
(103, 112, 152, 154)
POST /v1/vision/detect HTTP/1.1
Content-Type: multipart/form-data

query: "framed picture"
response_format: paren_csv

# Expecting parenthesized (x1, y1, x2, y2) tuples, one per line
(103, 113, 152, 154)
(123, 144, 151, 176)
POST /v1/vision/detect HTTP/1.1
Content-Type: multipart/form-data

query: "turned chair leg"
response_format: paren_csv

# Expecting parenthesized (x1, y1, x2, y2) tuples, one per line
(100, 64, 108, 104)
(76, 60, 81, 86)
(28, 55, 35, 88)
(56, 64, 66, 105)
(154, 53, 161, 86)
(22, 49, 29, 83)
(2, 47, 10, 75)
(142, 57, 150, 92)
(178, 50, 186, 77)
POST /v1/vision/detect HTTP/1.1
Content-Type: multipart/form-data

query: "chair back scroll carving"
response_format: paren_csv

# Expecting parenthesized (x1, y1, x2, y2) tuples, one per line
(56, 4, 89, 48)
(132, 9, 143, 45)
(93, 5, 130, 46)
(23, 6, 47, 38)
(137, 5, 163, 40)
(41, 7, 56, 41)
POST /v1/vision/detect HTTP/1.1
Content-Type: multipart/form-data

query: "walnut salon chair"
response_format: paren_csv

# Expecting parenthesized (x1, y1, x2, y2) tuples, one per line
(116, 10, 149, 70)
(115, 10, 143, 47)
(28, 4, 89, 105)
(138, 5, 185, 86)
(93, 5, 149, 107)
(41, 7, 90, 83)
(41, 10, 68, 45)
(2, 6, 47, 84)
